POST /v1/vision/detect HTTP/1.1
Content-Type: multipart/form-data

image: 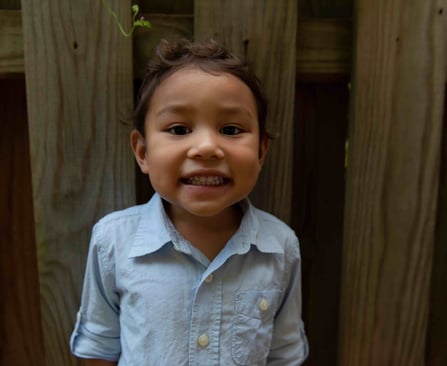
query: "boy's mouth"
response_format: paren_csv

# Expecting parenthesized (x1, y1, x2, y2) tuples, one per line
(182, 176, 227, 186)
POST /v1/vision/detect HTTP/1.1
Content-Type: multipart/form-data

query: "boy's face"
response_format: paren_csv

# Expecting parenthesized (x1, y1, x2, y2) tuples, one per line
(131, 66, 269, 220)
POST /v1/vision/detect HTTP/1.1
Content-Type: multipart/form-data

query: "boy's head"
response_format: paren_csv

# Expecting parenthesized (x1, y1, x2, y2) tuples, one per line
(130, 39, 270, 220)
(133, 38, 269, 140)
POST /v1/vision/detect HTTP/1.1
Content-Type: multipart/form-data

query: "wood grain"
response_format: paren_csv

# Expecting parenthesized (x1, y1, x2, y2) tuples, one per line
(21, 1, 135, 364)
(194, 0, 297, 223)
(0, 10, 23, 75)
(0, 78, 45, 366)
(339, 1, 446, 365)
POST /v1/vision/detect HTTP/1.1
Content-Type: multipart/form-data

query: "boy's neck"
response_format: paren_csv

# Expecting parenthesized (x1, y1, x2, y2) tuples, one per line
(164, 202, 243, 261)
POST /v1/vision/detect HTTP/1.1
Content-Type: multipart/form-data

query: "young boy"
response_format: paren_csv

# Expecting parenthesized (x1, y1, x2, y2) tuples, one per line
(70, 39, 308, 365)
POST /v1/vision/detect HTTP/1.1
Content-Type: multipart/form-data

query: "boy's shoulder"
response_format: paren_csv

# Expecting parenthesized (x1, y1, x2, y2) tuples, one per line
(96, 203, 147, 227)
(248, 204, 301, 256)
(94, 194, 164, 227)
(92, 199, 160, 241)
(90, 204, 144, 243)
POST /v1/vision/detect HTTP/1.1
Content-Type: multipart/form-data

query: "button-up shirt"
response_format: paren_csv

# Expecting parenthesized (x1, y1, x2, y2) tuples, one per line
(70, 193, 308, 365)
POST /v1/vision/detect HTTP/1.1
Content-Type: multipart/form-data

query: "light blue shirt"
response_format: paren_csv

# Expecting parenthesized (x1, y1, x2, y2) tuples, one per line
(70, 193, 308, 365)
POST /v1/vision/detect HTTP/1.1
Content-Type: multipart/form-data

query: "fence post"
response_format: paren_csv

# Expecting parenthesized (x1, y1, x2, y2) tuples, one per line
(339, 1, 446, 365)
(21, 1, 135, 364)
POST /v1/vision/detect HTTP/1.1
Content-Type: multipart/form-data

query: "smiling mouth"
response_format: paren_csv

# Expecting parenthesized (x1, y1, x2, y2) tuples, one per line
(183, 176, 227, 186)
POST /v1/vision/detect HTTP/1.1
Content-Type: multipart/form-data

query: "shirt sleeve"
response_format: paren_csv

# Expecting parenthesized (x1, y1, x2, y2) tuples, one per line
(70, 223, 121, 361)
(267, 235, 309, 365)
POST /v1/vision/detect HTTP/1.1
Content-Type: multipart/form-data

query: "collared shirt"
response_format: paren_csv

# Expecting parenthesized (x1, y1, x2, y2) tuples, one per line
(70, 193, 308, 365)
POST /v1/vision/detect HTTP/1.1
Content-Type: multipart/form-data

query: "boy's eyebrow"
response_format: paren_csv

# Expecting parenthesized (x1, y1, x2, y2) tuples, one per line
(155, 105, 194, 117)
(219, 106, 255, 119)
(156, 104, 255, 119)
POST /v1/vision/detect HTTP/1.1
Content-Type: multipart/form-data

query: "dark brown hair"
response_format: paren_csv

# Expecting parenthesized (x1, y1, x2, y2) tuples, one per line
(133, 38, 269, 139)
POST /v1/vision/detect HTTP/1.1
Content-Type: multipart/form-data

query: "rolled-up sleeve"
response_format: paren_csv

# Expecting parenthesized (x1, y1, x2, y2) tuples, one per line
(70, 223, 121, 361)
(267, 236, 309, 365)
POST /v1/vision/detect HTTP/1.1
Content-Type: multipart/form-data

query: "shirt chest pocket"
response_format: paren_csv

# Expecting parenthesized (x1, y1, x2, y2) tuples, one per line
(232, 289, 281, 365)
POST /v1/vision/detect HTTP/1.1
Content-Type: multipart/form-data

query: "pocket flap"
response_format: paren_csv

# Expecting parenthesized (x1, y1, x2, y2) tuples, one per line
(235, 289, 280, 319)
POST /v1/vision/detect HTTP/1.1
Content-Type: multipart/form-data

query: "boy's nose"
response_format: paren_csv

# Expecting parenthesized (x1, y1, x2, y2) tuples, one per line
(187, 130, 224, 160)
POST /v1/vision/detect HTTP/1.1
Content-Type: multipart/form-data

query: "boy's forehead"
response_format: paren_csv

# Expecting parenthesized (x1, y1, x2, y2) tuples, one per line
(151, 66, 256, 105)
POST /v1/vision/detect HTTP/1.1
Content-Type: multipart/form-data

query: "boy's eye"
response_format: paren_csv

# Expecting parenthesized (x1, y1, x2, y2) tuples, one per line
(168, 125, 191, 135)
(220, 125, 243, 135)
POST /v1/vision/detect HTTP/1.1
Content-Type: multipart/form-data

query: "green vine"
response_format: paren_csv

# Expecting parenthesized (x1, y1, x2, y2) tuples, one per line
(101, 1, 151, 37)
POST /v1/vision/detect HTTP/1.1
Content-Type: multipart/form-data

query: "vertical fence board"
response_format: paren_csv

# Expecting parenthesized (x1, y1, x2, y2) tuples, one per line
(21, 1, 135, 364)
(0, 10, 24, 75)
(426, 90, 447, 366)
(339, 1, 446, 365)
(194, 0, 297, 223)
(0, 78, 45, 366)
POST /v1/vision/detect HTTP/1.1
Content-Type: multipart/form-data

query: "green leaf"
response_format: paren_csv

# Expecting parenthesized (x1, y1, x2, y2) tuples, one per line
(101, 0, 151, 37)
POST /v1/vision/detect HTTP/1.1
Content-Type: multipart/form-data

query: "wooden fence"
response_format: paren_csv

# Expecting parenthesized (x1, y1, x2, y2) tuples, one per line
(0, 0, 446, 365)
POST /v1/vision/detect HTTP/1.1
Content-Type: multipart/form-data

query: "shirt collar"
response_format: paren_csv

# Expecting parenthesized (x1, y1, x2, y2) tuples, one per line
(128, 193, 283, 259)
(127, 194, 176, 258)
(235, 198, 284, 255)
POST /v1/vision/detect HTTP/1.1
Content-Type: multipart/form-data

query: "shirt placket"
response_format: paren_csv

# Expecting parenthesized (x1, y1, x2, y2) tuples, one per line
(188, 269, 223, 366)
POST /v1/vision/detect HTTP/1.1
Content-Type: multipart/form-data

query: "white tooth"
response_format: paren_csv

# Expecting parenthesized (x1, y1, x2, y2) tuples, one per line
(187, 176, 224, 185)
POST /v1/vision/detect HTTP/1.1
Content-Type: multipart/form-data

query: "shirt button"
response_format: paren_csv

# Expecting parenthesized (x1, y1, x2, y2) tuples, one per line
(197, 333, 210, 348)
(259, 298, 270, 312)
(205, 274, 213, 283)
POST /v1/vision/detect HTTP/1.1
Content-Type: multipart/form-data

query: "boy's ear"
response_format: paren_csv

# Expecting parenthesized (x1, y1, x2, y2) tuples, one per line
(258, 135, 270, 167)
(130, 129, 150, 174)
